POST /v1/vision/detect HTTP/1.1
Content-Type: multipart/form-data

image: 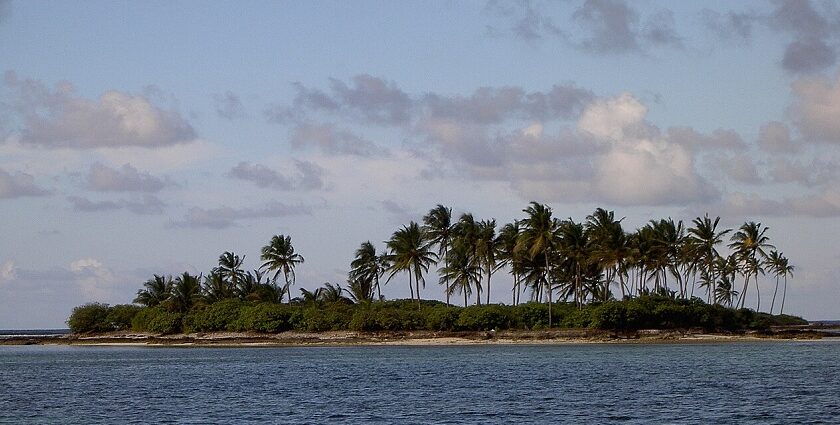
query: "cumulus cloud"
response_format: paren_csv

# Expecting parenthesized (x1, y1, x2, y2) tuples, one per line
(85, 162, 169, 192)
(171, 202, 313, 229)
(572, 0, 681, 53)
(4, 71, 196, 148)
(791, 73, 840, 143)
(0, 168, 49, 198)
(0, 260, 16, 282)
(708, 153, 763, 184)
(701, 9, 757, 44)
(228, 160, 325, 190)
(768, 157, 839, 186)
(69, 258, 116, 300)
(213, 91, 245, 119)
(666, 127, 747, 152)
(289, 123, 386, 157)
(67, 194, 165, 214)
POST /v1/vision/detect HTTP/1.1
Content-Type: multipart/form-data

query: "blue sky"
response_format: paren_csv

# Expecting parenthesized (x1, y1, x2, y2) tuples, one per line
(1, 0, 840, 327)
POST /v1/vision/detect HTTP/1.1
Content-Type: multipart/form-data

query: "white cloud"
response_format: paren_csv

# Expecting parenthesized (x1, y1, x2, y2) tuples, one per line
(4, 71, 196, 149)
(69, 258, 116, 300)
(791, 72, 840, 143)
(0, 260, 16, 282)
(228, 160, 325, 191)
(577, 92, 649, 141)
(86, 162, 169, 192)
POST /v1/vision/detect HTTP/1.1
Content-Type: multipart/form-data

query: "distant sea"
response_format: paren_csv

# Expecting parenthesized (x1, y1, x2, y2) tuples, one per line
(1, 341, 839, 424)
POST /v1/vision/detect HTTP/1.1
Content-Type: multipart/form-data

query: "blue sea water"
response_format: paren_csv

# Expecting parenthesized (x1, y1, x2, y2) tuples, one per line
(1, 341, 838, 424)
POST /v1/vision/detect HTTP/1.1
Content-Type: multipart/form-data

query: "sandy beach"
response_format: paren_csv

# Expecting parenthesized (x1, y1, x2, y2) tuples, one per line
(3, 327, 834, 347)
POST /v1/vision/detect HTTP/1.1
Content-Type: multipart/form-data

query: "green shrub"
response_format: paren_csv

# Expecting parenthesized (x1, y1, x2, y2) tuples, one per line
(131, 307, 182, 334)
(67, 303, 112, 333)
(590, 302, 628, 330)
(511, 303, 548, 329)
(183, 299, 244, 332)
(232, 303, 294, 332)
(106, 304, 142, 331)
(424, 306, 460, 331)
(298, 305, 353, 332)
(456, 305, 510, 330)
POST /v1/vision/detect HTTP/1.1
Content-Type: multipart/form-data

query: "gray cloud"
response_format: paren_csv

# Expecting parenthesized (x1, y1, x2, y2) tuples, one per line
(768, 157, 839, 186)
(68, 194, 165, 214)
(757, 121, 798, 152)
(483, 0, 563, 42)
(4, 71, 196, 148)
(213, 91, 245, 120)
(708, 190, 840, 217)
(791, 73, 840, 143)
(666, 127, 747, 152)
(289, 123, 387, 157)
(268, 75, 411, 126)
(86, 162, 169, 192)
(171, 202, 312, 229)
(572, 0, 681, 53)
(701, 9, 757, 44)
(0, 168, 49, 199)
(770, 0, 840, 74)
(709, 153, 763, 184)
(228, 160, 325, 191)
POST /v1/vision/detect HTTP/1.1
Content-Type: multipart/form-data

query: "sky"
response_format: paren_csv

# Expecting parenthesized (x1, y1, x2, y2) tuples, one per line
(1, 0, 839, 328)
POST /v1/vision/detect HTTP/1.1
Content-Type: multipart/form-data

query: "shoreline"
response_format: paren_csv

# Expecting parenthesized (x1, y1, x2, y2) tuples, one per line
(3, 327, 836, 347)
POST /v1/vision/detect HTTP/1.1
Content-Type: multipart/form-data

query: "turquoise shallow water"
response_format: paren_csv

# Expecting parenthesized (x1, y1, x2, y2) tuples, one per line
(1, 341, 838, 424)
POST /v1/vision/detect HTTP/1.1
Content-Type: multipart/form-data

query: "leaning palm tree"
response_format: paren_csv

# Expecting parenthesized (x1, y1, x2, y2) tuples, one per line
(557, 219, 588, 307)
(688, 214, 731, 304)
(347, 276, 375, 303)
(260, 235, 305, 303)
(453, 213, 482, 304)
(202, 270, 232, 303)
(386, 221, 438, 310)
(516, 202, 559, 327)
(134, 274, 172, 307)
(422, 205, 455, 305)
(476, 219, 497, 305)
(729, 221, 774, 310)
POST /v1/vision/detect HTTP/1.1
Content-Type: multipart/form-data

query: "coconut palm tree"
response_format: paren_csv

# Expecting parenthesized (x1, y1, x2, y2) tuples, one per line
(170, 272, 202, 312)
(476, 219, 497, 305)
(453, 212, 482, 304)
(779, 255, 794, 315)
(422, 205, 455, 304)
(496, 221, 523, 305)
(134, 274, 172, 307)
(729, 221, 774, 310)
(586, 208, 629, 300)
(216, 251, 246, 295)
(202, 270, 232, 303)
(350, 241, 387, 301)
(439, 242, 481, 307)
(260, 235, 305, 303)
(557, 219, 588, 306)
(347, 276, 375, 303)
(386, 221, 438, 310)
(688, 214, 732, 304)
(516, 202, 560, 326)
(767, 250, 784, 314)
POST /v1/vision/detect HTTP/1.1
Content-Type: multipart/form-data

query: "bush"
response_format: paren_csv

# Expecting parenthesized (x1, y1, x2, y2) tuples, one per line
(297, 305, 353, 332)
(67, 303, 112, 333)
(590, 302, 628, 330)
(131, 307, 182, 334)
(232, 303, 294, 332)
(456, 305, 510, 330)
(510, 303, 548, 330)
(425, 306, 460, 331)
(106, 304, 142, 331)
(183, 299, 244, 332)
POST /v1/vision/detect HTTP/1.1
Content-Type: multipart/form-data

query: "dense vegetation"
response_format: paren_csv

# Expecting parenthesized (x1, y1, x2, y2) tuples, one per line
(68, 203, 802, 334)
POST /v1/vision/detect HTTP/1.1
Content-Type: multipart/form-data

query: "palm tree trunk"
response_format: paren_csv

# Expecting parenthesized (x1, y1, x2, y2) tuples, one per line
(545, 252, 552, 328)
(780, 275, 787, 315)
(754, 273, 760, 312)
(464, 284, 468, 307)
(738, 273, 750, 309)
(375, 275, 382, 302)
(771, 276, 779, 315)
(408, 272, 415, 302)
(486, 269, 491, 305)
(415, 267, 421, 311)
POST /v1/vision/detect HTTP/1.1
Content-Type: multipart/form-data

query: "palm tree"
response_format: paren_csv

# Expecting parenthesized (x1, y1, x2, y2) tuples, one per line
(216, 251, 245, 294)
(586, 208, 629, 300)
(516, 202, 559, 327)
(202, 270, 232, 303)
(688, 214, 731, 304)
(319, 282, 352, 304)
(496, 221, 523, 305)
(347, 276, 375, 303)
(477, 219, 497, 305)
(423, 205, 455, 305)
(557, 219, 588, 306)
(350, 241, 387, 301)
(260, 235, 305, 303)
(767, 250, 784, 314)
(453, 213, 482, 304)
(439, 242, 481, 307)
(779, 255, 794, 315)
(729, 222, 774, 310)
(386, 221, 438, 310)
(134, 274, 172, 307)
(170, 272, 201, 312)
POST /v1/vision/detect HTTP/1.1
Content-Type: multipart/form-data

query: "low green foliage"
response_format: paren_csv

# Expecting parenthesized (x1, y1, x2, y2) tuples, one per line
(70, 296, 808, 335)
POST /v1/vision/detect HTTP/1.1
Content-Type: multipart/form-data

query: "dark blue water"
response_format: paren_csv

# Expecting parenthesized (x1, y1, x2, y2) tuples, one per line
(1, 342, 838, 424)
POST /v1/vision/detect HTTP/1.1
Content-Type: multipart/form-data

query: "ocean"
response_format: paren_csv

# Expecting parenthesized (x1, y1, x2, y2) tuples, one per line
(1, 341, 838, 424)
